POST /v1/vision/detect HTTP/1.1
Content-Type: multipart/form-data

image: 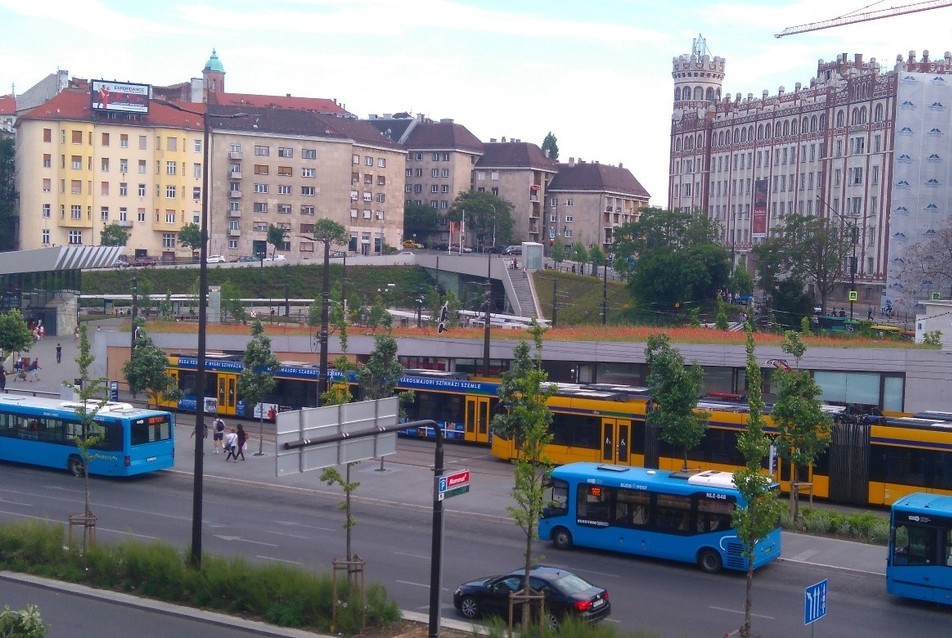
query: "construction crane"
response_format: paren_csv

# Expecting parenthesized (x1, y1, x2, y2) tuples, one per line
(776, 0, 952, 37)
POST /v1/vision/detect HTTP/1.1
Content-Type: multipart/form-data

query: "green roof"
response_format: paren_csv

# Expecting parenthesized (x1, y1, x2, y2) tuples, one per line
(204, 49, 224, 73)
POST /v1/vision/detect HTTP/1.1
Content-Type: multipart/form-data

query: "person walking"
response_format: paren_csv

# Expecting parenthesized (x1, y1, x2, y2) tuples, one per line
(235, 424, 247, 461)
(55, 343, 62, 364)
(0, 367, 6, 392)
(189, 420, 209, 451)
(28, 358, 40, 383)
(224, 428, 239, 461)
(212, 416, 226, 453)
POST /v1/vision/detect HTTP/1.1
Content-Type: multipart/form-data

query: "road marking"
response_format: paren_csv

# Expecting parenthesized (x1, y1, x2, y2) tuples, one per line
(265, 530, 310, 540)
(211, 535, 278, 547)
(396, 579, 428, 588)
(0, 499, 34, 507)
(709, 606, 774, 620)
(256, 555, 303, 566)
(393, 551, 429, 560)
(789, 549, 819, 561)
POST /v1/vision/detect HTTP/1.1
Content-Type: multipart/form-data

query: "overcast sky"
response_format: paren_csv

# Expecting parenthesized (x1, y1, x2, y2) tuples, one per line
(5, 0, 952, 204)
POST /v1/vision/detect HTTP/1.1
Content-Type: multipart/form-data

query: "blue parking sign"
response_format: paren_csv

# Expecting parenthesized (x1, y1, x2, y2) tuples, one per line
(804, 579, 828, 625)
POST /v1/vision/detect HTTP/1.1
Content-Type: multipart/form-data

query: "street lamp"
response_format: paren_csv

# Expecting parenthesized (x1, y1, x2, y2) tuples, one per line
(157, 99, 246, 567)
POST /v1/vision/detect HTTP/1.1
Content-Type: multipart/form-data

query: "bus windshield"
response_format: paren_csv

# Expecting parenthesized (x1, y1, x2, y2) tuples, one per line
(887, 492, 952, 604)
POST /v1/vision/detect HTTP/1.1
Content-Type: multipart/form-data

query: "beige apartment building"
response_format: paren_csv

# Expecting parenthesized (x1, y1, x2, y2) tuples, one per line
(545, 158, 651, 253)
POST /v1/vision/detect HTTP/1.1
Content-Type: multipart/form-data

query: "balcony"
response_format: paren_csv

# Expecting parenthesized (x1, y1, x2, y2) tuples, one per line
(117, 220, 133, 228)
(230, 171, 242, 179)
(229, 151, 242, 159)
(229, 209, 242, 218)
(228, 228, 241, 237)
(229, 191, 242, 199)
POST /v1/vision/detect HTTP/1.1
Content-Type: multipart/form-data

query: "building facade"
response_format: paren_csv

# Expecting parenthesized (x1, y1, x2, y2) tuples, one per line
(669, 35, 952, 314)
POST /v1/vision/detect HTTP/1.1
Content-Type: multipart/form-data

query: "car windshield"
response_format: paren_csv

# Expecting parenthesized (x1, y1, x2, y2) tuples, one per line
(550, 573, 593, 595)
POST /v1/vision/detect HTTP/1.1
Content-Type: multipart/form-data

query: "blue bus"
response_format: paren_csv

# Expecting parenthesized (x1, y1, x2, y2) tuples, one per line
(538, 463, 782, 573)
(887, 492, 952, 604)
(0, 395, 174, 476)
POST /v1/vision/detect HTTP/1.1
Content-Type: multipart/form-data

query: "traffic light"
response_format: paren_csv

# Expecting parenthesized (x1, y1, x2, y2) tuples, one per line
(438, 302, 448, 333)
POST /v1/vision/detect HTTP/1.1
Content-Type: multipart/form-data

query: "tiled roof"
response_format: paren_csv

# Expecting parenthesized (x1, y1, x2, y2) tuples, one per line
(547, 161, 651, 198)
(403, 120, 483, 153)
(476, 142, 558, 171)
(210, 92, 351, 116)
(16, 89, 204, 131)
(0, 95, 16, 115)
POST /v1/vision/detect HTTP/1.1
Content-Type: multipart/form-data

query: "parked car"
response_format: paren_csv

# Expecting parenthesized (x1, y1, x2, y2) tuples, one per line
(453, 245, 474, 253)
(487, 245, 506, 254)
(504, 245, 522, 256)
(263, 254, 287, 262)
(402, 240, 424, 249)
(434, 242, 449, 251)
(206, 255, 227, 263)
(235, 255, 259, 263)
(453, 566, 610, 628)
(132, 256, 157, 267)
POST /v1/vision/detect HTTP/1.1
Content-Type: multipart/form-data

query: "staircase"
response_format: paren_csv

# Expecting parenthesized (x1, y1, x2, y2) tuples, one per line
(504, 268, 541, 319)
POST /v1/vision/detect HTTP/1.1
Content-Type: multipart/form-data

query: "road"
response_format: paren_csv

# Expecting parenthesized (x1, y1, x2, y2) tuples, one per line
(0, 431, 949, 637)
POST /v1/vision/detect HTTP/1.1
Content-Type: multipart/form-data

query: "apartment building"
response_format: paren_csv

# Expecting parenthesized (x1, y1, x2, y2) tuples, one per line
(546, 158, 650, 252)
(670, 35, 952, 313)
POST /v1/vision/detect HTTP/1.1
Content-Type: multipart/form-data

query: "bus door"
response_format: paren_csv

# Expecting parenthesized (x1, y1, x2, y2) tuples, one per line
(464, 396, 491, 444)
(216, 374, 238, 416)
(600, 418, 632, 464)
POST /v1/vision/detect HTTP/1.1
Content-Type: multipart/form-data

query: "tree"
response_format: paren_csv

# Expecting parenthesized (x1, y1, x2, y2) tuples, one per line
(644, 333, 707, 469)
(0, 310, 34, 357)
(571, 241, 588, 269)
(177, 223, 202, 255)
(122, 318, 182, 406)
(732, 322, 785, 638)
(0, 137, 16, 251)
(403, 203, 440, 243)
(100, 223, 128, 247)
(219, 280, 246, 324)
(550, 236, 566, 268)
(313, 217, 349, 249)
(490, 324, 554, 627)
(541, 132, 559, 161)
(729, 264, 753, 299)
(237, 319, 279, 456)
(896, 222, 952, 311)
(613, 208, 731, 315)
(71, 324, 110, 552)
(267, 224, 288, 258)
(447, 191, 514, 249)
(356, 333, 406, 402)
(771, 332, 831, 519)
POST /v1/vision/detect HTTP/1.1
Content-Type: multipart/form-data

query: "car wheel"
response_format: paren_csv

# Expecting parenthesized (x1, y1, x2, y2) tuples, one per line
(68, 455, 86, 477)
(552, 526, 573, 550)
(543, 610, 560, 631)
(697, 548, 723, 574)
(458, 595, 479, 619)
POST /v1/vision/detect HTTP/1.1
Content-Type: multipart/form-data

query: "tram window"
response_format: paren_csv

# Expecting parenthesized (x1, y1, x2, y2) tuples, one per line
(628, 420, 646, 455)
(934, 455, 952, 491)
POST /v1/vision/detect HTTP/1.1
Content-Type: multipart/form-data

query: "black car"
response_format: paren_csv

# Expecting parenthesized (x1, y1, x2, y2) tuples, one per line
(453, 566, 610, 628)
(486, 245, 506, 254)
(434, 242, 449, 251)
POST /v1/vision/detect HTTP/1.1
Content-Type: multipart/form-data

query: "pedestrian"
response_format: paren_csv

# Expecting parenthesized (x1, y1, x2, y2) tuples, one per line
(28, 358, 40, 382)
(212, 415, 226, 453)
(189, 421, 209, 449)
(56, 343, 62, 364)
(73, 325, 80, 342)
(13, 356, 23, 380)
(235, 424, 247, 461)
(867, 306, 874, 321)
(267, 405, 277, 422)
(0, 367, 5, 392)
(224, 428, 239, 461)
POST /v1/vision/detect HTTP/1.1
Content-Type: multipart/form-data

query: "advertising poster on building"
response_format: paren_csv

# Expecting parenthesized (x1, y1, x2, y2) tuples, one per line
(752, 178, 768, 238)
(90, 80, 150, 114)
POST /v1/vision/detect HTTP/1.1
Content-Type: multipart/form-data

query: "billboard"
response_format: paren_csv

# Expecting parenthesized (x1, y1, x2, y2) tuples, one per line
(90, 80, 150, 114)
(752, 178, 768, 238)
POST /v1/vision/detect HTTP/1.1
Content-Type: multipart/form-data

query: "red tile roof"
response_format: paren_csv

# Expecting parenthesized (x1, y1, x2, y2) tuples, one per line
(403, 120, 483, 153)
(0, 95, 16, 115)
(210, 92, 350, 116)
(548, 161, 651, 198)
(17, 89, 205, 131)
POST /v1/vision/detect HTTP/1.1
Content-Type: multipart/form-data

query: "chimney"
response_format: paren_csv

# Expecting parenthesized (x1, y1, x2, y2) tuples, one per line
(568, 157, 576, 167)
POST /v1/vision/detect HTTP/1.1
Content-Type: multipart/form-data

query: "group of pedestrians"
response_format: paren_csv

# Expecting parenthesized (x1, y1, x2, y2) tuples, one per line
(192, 415, 248, 461)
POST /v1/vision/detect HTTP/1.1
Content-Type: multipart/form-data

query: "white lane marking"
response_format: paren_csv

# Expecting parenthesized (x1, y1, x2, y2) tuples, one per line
(393, 551, 429, 560)
(709, 605, 774, 620)
(265, 530, 311, 540)
(396, 580, 429, 588)
(211, 535, 278, 547)
(256, 555, 304, 566)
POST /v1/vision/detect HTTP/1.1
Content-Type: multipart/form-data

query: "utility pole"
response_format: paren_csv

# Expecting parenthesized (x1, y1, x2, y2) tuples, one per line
(602, 261, 608, 325)
(130, 276, 138, 354)
(552, 279, 557, 328)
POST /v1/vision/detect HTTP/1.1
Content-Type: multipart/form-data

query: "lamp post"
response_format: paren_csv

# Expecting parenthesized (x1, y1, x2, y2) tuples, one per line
(157, 100, 246, 567)
(817, 196, 860, 319)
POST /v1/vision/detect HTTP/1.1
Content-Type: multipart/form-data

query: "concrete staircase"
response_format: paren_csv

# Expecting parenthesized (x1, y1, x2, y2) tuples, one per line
(504, 267, 541, 319)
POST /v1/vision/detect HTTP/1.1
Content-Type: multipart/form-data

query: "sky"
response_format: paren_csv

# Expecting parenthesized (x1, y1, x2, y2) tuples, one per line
(5, 0, 952, 204)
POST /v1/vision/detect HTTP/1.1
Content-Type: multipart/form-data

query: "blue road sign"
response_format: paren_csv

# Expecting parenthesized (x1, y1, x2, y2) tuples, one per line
(804, 579, 828, 625)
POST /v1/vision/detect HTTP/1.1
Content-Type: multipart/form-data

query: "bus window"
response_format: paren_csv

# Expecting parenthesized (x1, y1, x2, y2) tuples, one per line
(697, 496, 735, 533)
(547, 478, 568, 517)
(893, 522, 936, 566)
(655, 494, 692, 533)
(577, 484, 610, 524)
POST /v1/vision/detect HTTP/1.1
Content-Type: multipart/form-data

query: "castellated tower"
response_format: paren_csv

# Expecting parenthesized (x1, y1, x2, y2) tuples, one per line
(672, 34, 725, 118)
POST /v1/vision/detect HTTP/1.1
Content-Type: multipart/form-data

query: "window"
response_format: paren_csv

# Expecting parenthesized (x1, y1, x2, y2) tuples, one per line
(42, 203, 50, 218)
(253, 202, 268, 213)
(302, 167, 316, 178)
(441, 153, 450, 161)
(42, 178, 51, 192)
(42, 154, 51, 168)
(119, 207, 128, 221)
(564, 215, 574, 223)
(477, 171, 485, 181)
(353, 154, 360, 165)
(377, 175, 386, 186)
(254, 145, 270, 156)
(376, 193, 386, 203)
(120, 182, 128, 196)
(278, 185, 292, 195)
(301, 205, 315, 215)
(138, 135, 147, 150)
(101, 132, 110, 146)
(193, 186, 201, 200)
(70, 205, 82, 220)
(405, 185, 412, 193)
(278, 147, 293, 158)
(440, 185, 448, 193)
(229, 143, 241, 153)
(431, 168, 440, 178)
(229, 201, 239, 212)
(68, 230, 83, 245)
(70, 180, 82, 195)
(491, 171, 499, 180)
(100, 158, 110, 172)
(277, 166, 292, 177)
(138, 183, 146, 196)
(165, 211, 176, 224)
(254, 183, 269, 193)
(162, 233, 176, 248)
(100, 206, 109, 221)
(431, 185, 439, 193)
(277, 204, 292, 214)
(71, 130, 82, 144)
(363, 191, 372, 201)
(43, 128, 52, 143)
(166, 185, 177, 198)
(166, 161, 177, 175)
(363, 156, 373, 167)
(377, 158, 386, 168)
(414, 168, 423, 177)
(302, 149, 316, 160)
(117, 158, 128, 174)
(254, 164, 269, 175)
(565, 198, 573, 206)
(71, 155, 82, 170)
(564, 229, 573, 238)
(194, 139, 202, 152)
(166, 137, 177, 152)
(441, 168, 449, 178)
(137, 209, 146, 222)
(42, 229, 50, 245)
(301, 186, 315, 196)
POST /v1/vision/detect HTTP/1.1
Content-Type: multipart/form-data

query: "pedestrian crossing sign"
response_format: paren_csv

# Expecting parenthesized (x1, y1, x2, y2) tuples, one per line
(848, 290, 858, 301)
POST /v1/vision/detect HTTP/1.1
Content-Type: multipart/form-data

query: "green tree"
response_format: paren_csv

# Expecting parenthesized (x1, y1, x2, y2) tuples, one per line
(644, 333, 707, 469)
(356, 333, 406, 402)
(100, 223, 129, 246)
(122, 319, 181, 406)
(159, 291, 174, 321)
(541, 131, 559, 161)
(490, 324, 554, 627)
(0, 604, 47, 638)
(729, 264, 753, 298)
(447, 191, 514, 249)
(177, 223, 202, 255)
(732, 322, 785, 638)
(403, 203, 440, 243)
(613, 208, 731, 316)
(771, 332, 831, 519)
(237, 319, 279, 456)
(219, 280, 246, 323)
(0, 137, 16, 251)
(0, 310, 34, 357)
(589, 244, 605, 273)
(714, 298, 729, 330)
(550, 236, 566, 268)
(267, 224, 288, 258)
(571, 241, 588, 268)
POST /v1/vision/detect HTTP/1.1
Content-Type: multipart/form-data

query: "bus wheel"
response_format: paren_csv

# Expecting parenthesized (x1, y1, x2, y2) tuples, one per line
(697, 548, 722, 574)
(552, 527, 573, 550)
(68, 455, 86, 477)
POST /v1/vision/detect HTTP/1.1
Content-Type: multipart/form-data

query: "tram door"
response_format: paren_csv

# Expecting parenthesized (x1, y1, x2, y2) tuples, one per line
(158, 369, 180, 409)
(464, 396, 491, 444)
(600, 418, 632, 465)
(216, 373, 239, 416)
